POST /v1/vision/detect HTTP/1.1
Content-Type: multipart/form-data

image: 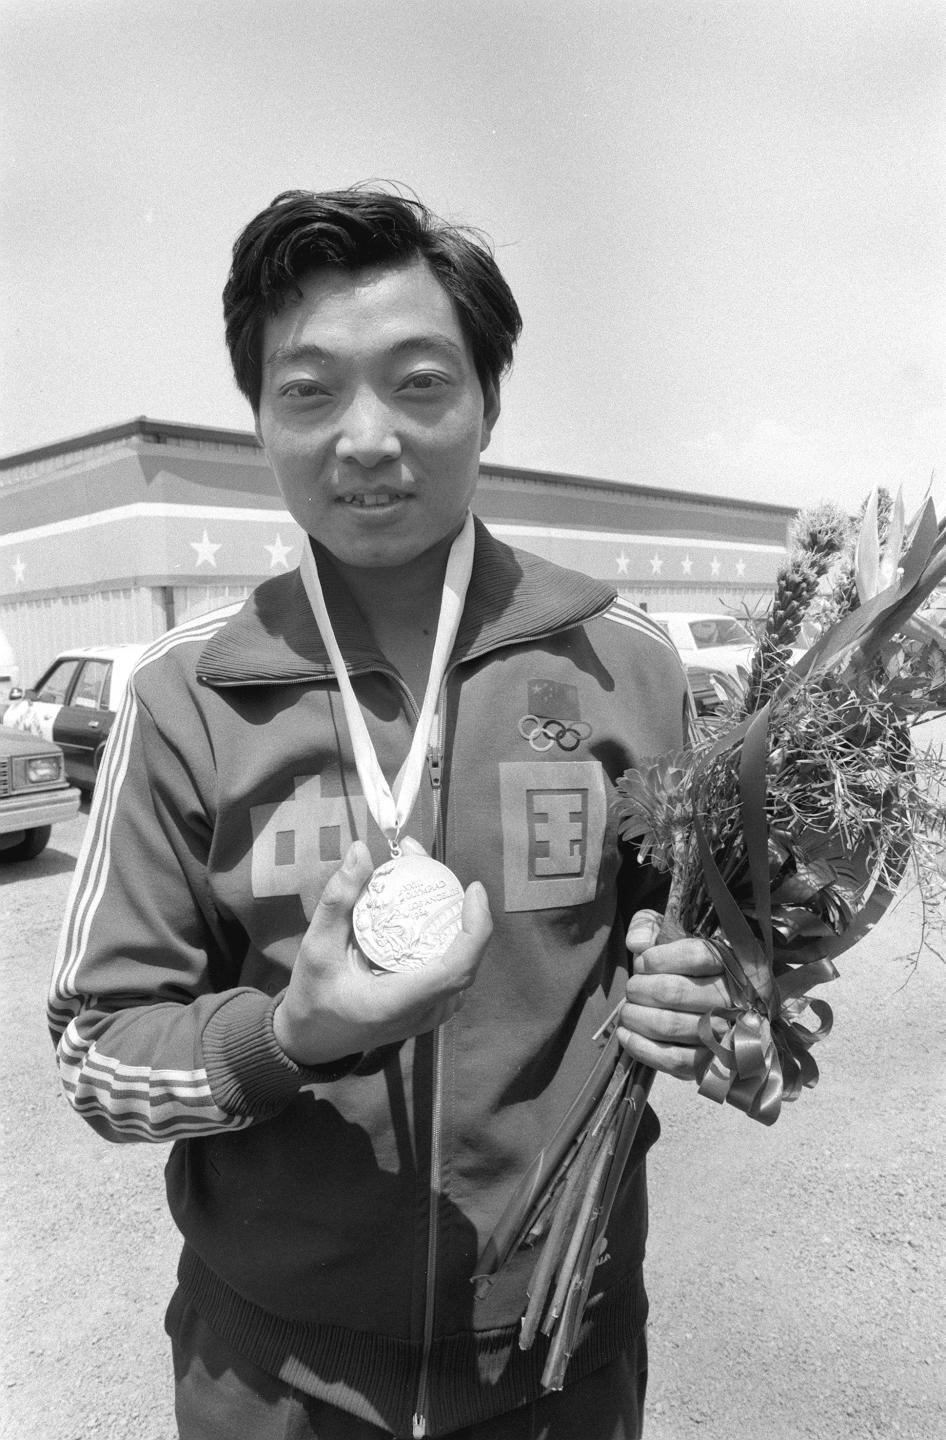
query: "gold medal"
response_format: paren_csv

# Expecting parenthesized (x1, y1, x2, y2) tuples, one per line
(352, 854, 464, 972)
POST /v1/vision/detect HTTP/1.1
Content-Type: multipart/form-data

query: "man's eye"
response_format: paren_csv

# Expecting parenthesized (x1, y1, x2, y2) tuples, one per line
(282, 381, 328, 399)
(402, 373, 445, 393)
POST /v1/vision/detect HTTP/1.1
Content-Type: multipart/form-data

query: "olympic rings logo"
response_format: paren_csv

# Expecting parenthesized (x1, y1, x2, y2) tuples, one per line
(518, 714, 593, 752)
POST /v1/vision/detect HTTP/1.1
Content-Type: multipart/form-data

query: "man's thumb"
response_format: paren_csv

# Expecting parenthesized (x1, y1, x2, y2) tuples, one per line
(310, 841, 373, 932)
(437, 881, 492, 987)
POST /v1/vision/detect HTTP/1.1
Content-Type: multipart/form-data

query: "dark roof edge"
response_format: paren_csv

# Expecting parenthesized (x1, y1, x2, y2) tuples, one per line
(479, 459, 798, 521)
(0, 416, 263, 470)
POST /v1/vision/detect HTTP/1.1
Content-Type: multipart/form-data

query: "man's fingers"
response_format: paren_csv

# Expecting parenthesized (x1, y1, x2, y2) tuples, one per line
(616, 1026, 707, 1081)
(625, 971, 730, 1012)
(620, 1000, 706, 1044)
(634, 937, 724, 976)
(396, 882, 493, 1008)
(625, 909, 662, 954)
(461, 881, 492, 941)
(437, 882, 492, 989)
(308, 842, 373, 931)
(626, 913, 724, 977)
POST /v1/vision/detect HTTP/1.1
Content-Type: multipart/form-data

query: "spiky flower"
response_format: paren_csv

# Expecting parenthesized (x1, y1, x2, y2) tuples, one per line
(743, 556, 817, 710)
(743, 502, 852, 713)
(788, 501, 852, 566)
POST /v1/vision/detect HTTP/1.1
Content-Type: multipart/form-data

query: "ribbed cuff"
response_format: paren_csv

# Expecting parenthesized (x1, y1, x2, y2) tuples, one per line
(202, 990, 362, 1117)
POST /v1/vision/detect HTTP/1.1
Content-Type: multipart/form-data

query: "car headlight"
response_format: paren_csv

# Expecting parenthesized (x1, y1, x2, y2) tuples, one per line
(28, 755, 64, 783)
(12, 754, 65, 787)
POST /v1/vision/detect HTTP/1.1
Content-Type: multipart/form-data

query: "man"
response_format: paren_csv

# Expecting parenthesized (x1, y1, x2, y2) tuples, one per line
(50, 188, 727, 1439)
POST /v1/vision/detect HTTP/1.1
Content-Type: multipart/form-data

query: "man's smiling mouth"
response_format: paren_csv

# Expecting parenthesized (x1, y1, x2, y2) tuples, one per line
(340, 493, 405, 508)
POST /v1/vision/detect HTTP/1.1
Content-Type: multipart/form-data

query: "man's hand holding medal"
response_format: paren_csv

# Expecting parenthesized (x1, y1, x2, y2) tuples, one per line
(272, 836, 491, 1068)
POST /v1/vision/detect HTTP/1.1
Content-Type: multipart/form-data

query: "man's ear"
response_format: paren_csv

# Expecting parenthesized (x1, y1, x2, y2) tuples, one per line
(480, 383, 501, 452)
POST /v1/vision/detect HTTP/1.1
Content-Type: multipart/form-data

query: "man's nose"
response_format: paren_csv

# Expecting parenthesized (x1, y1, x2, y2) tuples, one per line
(335, 391, 402, 467)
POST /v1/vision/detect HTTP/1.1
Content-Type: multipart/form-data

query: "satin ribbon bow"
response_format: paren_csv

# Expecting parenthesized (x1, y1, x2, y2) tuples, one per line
(697, 949, 835, 1125)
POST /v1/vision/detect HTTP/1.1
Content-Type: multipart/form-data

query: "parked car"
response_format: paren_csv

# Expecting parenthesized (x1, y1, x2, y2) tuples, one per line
(647, 611, 756, 715)
(0, 643, 150, 791)
(0, 728, 81, 861)
(648, 611, 755, 681)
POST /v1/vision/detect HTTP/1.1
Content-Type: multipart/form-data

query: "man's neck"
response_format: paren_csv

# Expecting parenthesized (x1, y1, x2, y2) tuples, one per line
(325, 535, 459, 701)
(331, 535, 454, 632)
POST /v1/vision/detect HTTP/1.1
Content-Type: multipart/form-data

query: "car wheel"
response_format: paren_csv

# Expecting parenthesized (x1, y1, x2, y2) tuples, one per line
(0, 826, 52, 862)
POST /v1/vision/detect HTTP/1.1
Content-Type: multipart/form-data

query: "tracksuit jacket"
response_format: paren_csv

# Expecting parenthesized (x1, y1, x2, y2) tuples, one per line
(49, 519, 688, 1438)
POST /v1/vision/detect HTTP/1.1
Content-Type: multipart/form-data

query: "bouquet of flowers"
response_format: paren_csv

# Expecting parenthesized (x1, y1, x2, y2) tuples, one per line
(475, 488, 946, 1391)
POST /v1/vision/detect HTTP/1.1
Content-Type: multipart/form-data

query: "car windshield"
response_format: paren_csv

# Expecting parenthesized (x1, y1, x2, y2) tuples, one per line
(33, 658, 82, 704)
(687, 617, 753, 648)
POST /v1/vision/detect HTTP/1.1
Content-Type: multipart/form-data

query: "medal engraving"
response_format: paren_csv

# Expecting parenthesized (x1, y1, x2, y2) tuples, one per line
(353, 855, 464, 972)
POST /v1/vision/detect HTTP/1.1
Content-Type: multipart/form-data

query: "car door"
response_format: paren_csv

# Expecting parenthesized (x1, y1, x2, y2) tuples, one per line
(53, 657, 114, 789)
(2, 656, 82, 747)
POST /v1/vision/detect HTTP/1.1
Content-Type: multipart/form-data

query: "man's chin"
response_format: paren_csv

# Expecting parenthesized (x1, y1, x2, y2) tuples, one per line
(320, 524, 464, 577)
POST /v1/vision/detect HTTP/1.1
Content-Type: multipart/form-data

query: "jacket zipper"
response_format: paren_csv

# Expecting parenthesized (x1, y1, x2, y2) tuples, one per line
(412, 703, 446, 1440)
(412, 1019, 444, 1439)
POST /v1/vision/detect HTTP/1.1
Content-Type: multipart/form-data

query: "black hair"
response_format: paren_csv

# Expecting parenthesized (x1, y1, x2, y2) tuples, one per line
(223, 186, 522, 411)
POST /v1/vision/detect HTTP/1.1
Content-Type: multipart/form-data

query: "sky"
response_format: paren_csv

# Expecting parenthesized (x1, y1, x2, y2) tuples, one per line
(1, 0, 944, 516)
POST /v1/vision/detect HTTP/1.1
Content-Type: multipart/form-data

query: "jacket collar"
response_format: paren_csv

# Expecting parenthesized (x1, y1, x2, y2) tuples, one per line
(197, 516, 616, 686)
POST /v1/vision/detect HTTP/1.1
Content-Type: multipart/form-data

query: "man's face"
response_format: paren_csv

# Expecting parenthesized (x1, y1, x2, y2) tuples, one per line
(255, 259, 498, 571)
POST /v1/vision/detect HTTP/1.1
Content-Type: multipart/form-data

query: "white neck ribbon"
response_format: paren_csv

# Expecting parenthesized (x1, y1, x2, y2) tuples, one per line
(300, 512, 475, 852)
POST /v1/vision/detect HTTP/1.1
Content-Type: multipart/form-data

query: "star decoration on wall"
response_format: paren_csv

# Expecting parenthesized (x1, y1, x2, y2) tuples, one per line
(615, 552, 630, 575)
(649, 553, 664, 575)
(264, 534, 294, 569)
(190, 530, 221, 568)
(681, 555, 693, 575)
(12, 555, 26, 585)
(736, 558, 746, 577)
(710, 557, 721, 577)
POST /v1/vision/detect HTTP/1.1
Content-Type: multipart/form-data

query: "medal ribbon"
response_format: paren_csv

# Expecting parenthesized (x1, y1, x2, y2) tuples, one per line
(300, 512, 475, 853)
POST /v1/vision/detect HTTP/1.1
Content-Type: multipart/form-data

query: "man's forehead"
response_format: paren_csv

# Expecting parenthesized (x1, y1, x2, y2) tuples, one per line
(263, 260, 471, 365)
(264, 333, 468, 371)
(280, 257, 451, 314)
